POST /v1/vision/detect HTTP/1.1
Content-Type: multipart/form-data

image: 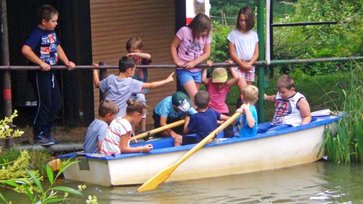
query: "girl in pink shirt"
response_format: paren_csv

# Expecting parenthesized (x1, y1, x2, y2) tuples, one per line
(171, 13, 212, 104)
(202, 67, 239, 137)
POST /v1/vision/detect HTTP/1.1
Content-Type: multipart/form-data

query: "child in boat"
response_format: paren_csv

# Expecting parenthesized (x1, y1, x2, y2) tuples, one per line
(263, 74, 311, 132)
(93, 56, 174, 118)
(181, 90, 229, 145)
(202, 67, 239, 137)
(152, 91, 197, 146)
(126, 37, 152, 132)
(100, 99, 153, 155)
(236, 85, 259, 137)
(83, 100, 119, 153)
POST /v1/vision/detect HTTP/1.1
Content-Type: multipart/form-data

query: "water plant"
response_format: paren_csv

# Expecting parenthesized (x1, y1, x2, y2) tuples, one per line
(0, 112, 97, 203)
(0, 159, 83, 203)
(323, 62, 363, 164)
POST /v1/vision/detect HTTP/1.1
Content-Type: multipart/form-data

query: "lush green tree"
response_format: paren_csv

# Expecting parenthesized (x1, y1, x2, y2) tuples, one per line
(273, 0, 363, 74)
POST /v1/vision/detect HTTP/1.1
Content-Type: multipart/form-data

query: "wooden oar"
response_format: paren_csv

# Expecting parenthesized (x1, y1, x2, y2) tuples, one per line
(137, 112, 241, 192)
(132, 120, 185, 141)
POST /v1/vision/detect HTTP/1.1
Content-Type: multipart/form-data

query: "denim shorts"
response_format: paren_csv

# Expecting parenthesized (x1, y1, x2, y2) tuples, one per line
(176, 69, 202, 86)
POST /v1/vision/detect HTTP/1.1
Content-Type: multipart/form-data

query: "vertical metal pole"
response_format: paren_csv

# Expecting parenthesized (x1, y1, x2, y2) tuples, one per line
(1, 0, 12, 148)
(98, 62, 107, 101)
(257, 0, 265, 122)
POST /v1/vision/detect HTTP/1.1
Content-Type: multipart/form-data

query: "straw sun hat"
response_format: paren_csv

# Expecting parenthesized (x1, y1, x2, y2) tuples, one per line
(212, 67, 228, 83)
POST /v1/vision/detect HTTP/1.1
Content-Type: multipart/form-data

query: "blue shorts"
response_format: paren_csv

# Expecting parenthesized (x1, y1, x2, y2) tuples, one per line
(176, 70, 202, 86)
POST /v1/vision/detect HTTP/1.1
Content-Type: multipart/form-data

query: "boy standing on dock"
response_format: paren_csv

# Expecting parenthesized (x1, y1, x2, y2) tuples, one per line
(22, 4, 76, 146)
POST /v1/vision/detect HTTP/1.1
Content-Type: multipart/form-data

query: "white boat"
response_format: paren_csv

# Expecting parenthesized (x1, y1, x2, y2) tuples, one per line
(59, 113, 339, 187)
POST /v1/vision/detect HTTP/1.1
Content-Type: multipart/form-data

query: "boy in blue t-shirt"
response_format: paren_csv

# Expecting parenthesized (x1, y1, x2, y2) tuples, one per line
(182, 90, 229, 146)
(152, 91, 197, 146)
(236, 85, 259, 137)
(83, 100, 119, 153)
(22, 4, 76, 146)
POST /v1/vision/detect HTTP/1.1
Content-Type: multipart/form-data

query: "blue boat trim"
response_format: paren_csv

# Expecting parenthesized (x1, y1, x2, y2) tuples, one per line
(59, 115, 340, 161)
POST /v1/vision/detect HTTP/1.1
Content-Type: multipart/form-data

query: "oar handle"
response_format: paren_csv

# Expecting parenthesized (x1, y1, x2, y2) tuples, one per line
(132, 120, 185, 141)
(137, 112, 241, 192)
(174, 112, 241, 166)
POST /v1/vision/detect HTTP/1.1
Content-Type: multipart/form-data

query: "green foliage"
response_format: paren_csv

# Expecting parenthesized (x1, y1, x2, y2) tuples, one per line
(210, 21, 231, 62)
(323, 63, 363, 164)
(0, 159, 84, 204)
(210, 0, 296, 25)
(273, 0, 363, 74)
(0, 110, 24, 140)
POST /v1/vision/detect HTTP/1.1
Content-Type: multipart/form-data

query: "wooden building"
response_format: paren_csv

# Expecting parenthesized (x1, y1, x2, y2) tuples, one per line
(1, 0, 209, 127)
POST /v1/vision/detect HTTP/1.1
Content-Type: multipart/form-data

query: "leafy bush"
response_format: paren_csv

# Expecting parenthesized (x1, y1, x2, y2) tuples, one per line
(273, 0, 363, 74)
(210, 21, 231, 63)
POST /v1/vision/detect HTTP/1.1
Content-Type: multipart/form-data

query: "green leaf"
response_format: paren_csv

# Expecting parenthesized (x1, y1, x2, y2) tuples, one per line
(45, 164, 54, 185)
(0, 192, 9, 204)
(1, 179, 20, 188)
(26, 169, 43, 193)
(56, 159, 78, 179)
(42, 197, 65, 204)
(50, 186, 83, 196)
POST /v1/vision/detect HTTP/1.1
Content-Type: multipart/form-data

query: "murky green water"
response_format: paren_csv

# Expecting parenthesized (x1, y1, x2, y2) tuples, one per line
(3, 161, 363, 203)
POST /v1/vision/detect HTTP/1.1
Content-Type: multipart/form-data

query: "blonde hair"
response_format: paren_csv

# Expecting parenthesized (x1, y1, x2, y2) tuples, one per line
(241, 85, 259, 104)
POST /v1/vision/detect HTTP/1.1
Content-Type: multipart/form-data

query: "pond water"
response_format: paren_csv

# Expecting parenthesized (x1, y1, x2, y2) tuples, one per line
(3, 161, 363, 203)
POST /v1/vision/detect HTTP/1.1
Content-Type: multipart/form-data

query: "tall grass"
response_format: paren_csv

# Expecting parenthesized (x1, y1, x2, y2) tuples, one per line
(324, 62, 363, 164)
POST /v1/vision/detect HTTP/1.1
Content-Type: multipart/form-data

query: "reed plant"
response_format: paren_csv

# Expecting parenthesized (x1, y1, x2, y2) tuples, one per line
(323, 62, 363, 164)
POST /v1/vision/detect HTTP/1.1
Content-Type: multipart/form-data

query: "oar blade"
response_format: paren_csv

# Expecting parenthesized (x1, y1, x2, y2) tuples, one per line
(137, 165, 176, 192)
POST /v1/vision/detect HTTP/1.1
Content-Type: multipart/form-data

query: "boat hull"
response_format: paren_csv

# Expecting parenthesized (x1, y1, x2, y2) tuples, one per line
(60, 115, 339, 186)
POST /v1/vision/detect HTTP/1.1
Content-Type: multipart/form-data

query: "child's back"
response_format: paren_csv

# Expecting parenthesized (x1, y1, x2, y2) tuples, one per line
(83, 100, 118, 153)
(184, 91, 222, 143)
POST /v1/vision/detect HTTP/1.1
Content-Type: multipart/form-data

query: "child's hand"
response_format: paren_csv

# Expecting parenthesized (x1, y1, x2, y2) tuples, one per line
(206, 60, 213, 67)
(40, 62, 51, 71)
(166, 72, 175, 83)
(175, 61, 185, 67)
(184, 61, 197, 69)
(240, 63, 253, 71)
(173, 134, 183, 146)
(67, 61, 76, 70)
(142, 144, 153, 153)
(236, 108, 244, 114)
(226, 59, 234, 65)
(217, 120, 224, 125)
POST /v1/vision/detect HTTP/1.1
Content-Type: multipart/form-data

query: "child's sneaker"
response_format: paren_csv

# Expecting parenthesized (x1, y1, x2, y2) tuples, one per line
(34, 137, 55, 146)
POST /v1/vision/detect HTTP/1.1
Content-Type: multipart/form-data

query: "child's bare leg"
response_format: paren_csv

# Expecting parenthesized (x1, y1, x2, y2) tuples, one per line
(237, 77, 247, 93)
(141, 108, 147, 132)
(229, 67, 239, 79)
(141, 118, 146, 132)
(183, 80, 199, 105)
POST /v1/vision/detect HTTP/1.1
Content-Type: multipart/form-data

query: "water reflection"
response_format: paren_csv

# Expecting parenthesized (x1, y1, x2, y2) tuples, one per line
(3, 161, 363, 203)
(67, 161, 363, 203)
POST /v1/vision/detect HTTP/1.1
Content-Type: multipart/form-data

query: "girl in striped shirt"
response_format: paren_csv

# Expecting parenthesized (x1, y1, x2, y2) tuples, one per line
(100, 100, 153, 155)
